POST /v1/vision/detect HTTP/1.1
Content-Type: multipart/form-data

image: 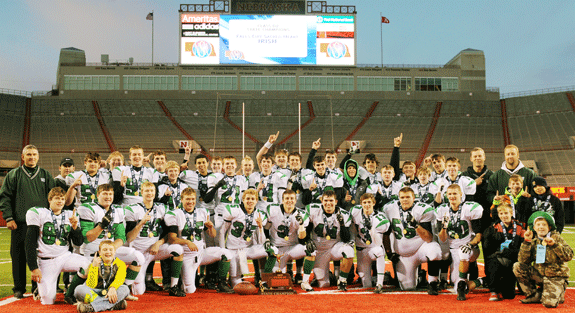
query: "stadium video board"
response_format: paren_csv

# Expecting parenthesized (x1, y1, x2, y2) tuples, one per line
(180, 14, 355, 66)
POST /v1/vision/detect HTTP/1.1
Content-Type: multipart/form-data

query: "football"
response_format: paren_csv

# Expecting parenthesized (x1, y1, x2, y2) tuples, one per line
(233, 281, 259, 295)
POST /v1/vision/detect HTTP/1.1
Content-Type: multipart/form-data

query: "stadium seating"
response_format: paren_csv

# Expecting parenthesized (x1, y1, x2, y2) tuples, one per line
(0, 94, 26, 154)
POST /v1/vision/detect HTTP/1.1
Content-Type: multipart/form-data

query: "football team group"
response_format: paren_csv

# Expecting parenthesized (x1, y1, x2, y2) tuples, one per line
(0, 131, 571, 312)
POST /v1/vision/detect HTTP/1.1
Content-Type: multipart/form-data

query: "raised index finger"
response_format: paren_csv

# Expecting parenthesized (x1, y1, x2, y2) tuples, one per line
(275, 131, 280, 138)
(399, 133, 403, 140)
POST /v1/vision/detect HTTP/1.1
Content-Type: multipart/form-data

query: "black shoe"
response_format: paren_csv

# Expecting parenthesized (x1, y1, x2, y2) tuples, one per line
(329, 271, 337, 286)
(438, 279, 448, 290)
(416, 269, 428, 288)
(13, 291, 23, 299)
(293, 273, 303, 284)
(145, 280, 162, 292)
(310, 277, 319, 287)
(218, 279, 234, 294)
(64, 294, 77, 304)
(428, 281, 439, 296)
(33, 288, 40, 300)
(456, 281, 468, 301)
(169, 286, 186, 297)
(206, 277, 218, 290)
(337, 281, 347, 292)
(373, 284, 385, 294)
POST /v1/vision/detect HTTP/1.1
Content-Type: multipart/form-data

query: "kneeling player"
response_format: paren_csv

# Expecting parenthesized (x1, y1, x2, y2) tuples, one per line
(436, 184, 483, 300)
(220, 189, 278, 287)
(125, 182, 184, 296)
(382, 187, 442, 292)
(74, 240, 130, 312)
(25, 187, 90, 305)
(166, 187, 234, 294)
(265, 190, 317, 292)
(349, 193, 390, 291)
(307, 190, 354, 291)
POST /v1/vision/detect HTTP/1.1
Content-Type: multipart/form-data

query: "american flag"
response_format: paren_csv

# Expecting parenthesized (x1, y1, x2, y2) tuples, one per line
(146, 12, 153, 20)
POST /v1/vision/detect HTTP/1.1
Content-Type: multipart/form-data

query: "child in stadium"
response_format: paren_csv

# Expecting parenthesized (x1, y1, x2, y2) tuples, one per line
(74, 240, 129, 312)
(513, 211, 572, 308)
(482, 204, 525, 301)
(492, 174, 529, 217)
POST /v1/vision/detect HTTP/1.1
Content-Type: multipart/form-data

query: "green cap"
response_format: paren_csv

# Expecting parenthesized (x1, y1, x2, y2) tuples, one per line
(527, 211, 556, 231)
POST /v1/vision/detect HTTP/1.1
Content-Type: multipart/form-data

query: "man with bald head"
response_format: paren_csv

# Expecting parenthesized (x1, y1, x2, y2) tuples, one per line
(486, 145, 535, 204)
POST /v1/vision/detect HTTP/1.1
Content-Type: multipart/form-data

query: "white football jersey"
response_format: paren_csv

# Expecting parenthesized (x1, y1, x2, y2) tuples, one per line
(112, 166, 159, 205)
(430, 170, 447, 183)
(66, 169, 112, 208)
(265, 204, 310, 247)
(383, 200, 435, 257)
(365, 180, 402, 202)
(179, 170, 212, 211)
(301, 171, 339, 203)
(26, 207, 79, 258)
(410, 182, 437, 205)
(157, 180, 189, 211)
(349, 205, 390, 248)
(435, 202, 483, 249)
(249, 171, 278, 210)
(124, 202, 167, 251)
(306, 204, 352, 250)
(358, 167, 383, 186)
(77, 202, 126, 254)
(326, 168, 344, 188)
(221, 204, 267, 250)
(273, 168, 313, 208)
(164, 207, 211, 251)
(432, 173, 476, 203)
(207, 173, 249, 207)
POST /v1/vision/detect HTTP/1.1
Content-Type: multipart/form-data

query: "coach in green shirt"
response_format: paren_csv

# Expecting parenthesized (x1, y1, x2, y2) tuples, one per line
(0, 145, 55, 298)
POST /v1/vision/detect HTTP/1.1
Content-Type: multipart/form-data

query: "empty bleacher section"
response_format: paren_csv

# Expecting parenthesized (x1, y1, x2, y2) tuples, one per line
(0, 94, 26, 154)
(30, 99, 109, 153)
(352, 100, 437, 161)
(505, 92, 573, 116)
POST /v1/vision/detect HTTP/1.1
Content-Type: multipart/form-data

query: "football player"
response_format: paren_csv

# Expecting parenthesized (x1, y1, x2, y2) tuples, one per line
(302, 156, 338, 205)
(219, 189, 278, 287)
(249, 153, 278, 210)
(25, 187, 89, 305)
(306, 190, 354, 291)
(66, 153, 112, 208)
(436, 184, 483, 300)
(265, 190, 316, 291)
(349, 193, 390, 290)
(165, 187, 234, 294)
(382, 187, 442, 292)
(112, 145, 159, 206)
(158, 161, 189, 211)
(433, 157, 476, 205)
(411, 167, 436, 205)
(124, 182, 184, 296)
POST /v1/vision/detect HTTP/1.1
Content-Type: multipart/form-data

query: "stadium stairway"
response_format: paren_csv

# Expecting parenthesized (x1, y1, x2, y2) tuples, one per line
(500, 99, 511, 146)
(342, 101, 379, 144)
(92, 100, 116, 152)
(567, 92, 575, 111)
(223, 101, 261, 144)
(415, 102, 442, 166)
(22, 98, 31, 148)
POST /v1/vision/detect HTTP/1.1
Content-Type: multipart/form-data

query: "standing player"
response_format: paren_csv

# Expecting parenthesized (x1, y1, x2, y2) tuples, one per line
(158, 161, 189, 211)
(436, 184, 483, 300)
(250, 154, 278, 210)
(382, 187, 442, 293)
(433, 157, 476, 205)
(112, 146, 159, 206)
(25, 187, 90, 305)
(66, 153, 111, 208)
(411, 167, 436, 205)
(349, 193, 390, 290)
(265, 190, 317, 291)
(124, 182, 184, 296)
(302, 156, 338, 205)
(219, 189, 278, 287)
(366, 165, 401, 209)
(306, 190, 354, 291)
(205, 156, 249, 233)
(397, 161, 418, 186)
(148, 150, 168, 181)
(425, 154, 447, 182)
(166, 187, 234, 294)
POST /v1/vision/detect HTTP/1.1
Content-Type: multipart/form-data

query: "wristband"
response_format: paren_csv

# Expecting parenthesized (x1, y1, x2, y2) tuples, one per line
(264, 141, 273, 149)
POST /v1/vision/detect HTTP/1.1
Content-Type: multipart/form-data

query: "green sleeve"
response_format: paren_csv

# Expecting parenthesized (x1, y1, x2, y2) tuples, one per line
(113, 223, 126, 244)
(0, 170, 16, 221)
(80, 220, 95, 244)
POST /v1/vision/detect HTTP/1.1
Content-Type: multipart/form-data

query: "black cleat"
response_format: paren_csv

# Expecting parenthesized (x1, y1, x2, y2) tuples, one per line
(373, 284, 385, 294)
(337, 281, 347, 292)
(169, 286, 186, 297)
(145, 280, 162, 292)
(456, 281, 468, 301)
(427, 281, 439, 296)
(293, 273, 303, 284)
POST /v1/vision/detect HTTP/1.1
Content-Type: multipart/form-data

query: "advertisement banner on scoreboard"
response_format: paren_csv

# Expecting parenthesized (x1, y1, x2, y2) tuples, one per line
(179, 14, 355, 66)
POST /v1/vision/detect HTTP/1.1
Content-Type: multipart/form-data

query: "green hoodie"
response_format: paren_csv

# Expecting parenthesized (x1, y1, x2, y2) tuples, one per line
(344, 159, 359, 187)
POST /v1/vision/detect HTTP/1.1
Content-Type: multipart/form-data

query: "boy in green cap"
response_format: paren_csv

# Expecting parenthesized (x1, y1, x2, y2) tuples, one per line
(513, 211, 573, 308)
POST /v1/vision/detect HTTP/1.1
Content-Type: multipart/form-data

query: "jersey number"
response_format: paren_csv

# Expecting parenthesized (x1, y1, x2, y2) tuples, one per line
(42, 222, 70, 246)
(390, 218, 416, 240)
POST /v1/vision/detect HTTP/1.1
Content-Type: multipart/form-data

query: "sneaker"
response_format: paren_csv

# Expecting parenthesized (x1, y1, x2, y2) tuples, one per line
(125, 294, 139, 301)
(301, 281, 314, 292)
(65, 295, 77, 305)
(294, 273, 303, 284)
(169, 286, 186, 297)
(77, 303, 95, 313)
(521, 292, 542, 304)
(456, 281, 468, 301)
(218, 281, 234, 294)
(373, 284, 385, 294)
(337, 281, 347, 292)
(427, 281, 439, 296)
(13, 291, 23, 299)
(111, 299, 127, 311)
(33, 288, 40, 300)
(145, 280, 162, 292)
(489, 292, 502, 301)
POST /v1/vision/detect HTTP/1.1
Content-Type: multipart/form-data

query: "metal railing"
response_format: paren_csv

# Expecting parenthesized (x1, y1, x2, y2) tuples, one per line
(0, 88, 31, 97)
(501, 85, 575, 99)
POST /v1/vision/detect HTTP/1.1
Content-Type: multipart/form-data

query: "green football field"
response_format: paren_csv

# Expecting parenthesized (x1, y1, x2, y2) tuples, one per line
(0, 227, 574, 298)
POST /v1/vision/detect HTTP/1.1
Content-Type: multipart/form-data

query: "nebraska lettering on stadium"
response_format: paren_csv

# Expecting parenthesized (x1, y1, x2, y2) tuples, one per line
(231, 0, 305, 14)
